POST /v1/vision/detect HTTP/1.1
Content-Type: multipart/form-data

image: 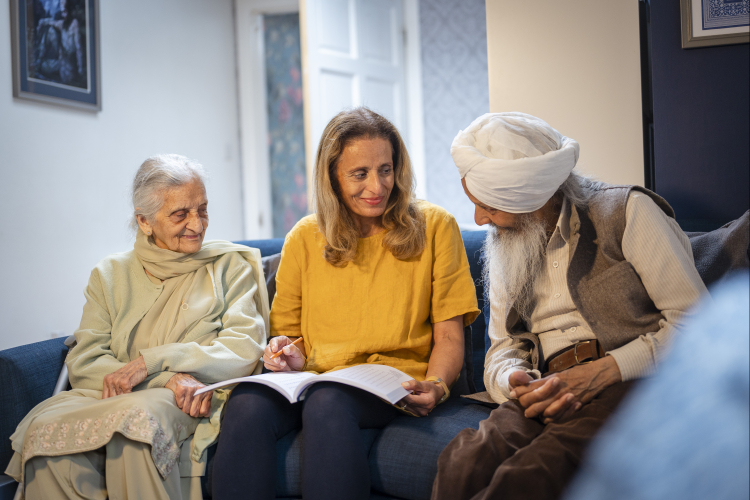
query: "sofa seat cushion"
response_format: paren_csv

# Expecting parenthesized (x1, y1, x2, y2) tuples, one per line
(369, 399, 493, 500)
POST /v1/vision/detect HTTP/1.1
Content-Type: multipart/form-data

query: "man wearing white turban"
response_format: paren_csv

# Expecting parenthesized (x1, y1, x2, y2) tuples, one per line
(431, 113, 707, 500)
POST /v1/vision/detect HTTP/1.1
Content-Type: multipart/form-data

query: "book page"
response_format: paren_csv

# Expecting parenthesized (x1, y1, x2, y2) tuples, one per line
(194, 371, 317, 403)
(310, 364, 413, 404)
(251, 372, 317, 402)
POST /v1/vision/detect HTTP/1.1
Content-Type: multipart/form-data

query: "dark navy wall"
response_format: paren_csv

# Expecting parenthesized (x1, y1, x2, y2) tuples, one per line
(649, 0, 749, 230)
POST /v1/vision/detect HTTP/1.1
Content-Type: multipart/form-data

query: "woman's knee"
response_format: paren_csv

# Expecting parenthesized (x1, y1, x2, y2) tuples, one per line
(302, 383, 360, 427)
(222, 383, 298, 438)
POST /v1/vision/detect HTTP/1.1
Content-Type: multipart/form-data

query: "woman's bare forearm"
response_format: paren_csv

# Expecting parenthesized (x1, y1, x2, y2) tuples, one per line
(427, 315, 464, 385)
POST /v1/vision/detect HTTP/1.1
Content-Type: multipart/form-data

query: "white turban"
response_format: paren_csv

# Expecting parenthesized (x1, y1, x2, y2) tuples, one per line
(451, 112, 579, 214)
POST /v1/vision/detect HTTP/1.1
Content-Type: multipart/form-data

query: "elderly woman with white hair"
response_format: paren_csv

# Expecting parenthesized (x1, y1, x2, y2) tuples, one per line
(4, 154, 269, 500)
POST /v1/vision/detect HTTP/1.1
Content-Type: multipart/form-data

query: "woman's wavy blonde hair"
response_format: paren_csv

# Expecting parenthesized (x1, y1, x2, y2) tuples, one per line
(314, 107, 426, 267)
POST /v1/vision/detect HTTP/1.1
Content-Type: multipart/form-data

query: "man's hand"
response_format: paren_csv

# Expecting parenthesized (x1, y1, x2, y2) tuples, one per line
(509, 356, 622, 424)
(165, 373, 213, 417)
(263, 336, 306, 372)
(398, 380, 445, 417)
(102, 356, 148, 399)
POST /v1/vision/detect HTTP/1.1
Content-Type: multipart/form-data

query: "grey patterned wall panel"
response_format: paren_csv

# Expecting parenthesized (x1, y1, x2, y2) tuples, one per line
(420, 0, 488, 226)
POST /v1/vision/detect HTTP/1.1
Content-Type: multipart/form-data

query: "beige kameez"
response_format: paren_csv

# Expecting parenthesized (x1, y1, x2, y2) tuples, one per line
(5, 231, 270, 499)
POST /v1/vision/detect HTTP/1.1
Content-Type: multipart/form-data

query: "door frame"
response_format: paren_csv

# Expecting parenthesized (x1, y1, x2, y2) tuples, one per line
(235, 0, 299, 239)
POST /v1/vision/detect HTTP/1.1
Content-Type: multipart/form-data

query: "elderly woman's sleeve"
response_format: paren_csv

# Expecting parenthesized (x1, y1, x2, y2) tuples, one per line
(66, 269, 128, 390)
(139, 257, 266, 384)
(430, 212, 480, 326)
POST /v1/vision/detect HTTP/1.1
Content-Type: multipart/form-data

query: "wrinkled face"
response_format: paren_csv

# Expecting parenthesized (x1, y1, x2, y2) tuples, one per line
(137, 179, 209, 253)
(335, 137, 395, 224)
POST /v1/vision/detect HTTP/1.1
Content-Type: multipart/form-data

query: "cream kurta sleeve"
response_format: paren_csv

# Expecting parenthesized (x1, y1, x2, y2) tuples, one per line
(66, 268, 129, 390)
(139, 255, 266, 384)
(607, 192, 707, 380)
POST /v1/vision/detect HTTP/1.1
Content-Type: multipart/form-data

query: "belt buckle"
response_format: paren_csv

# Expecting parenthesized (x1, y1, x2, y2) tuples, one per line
(573, 341, 593, 365)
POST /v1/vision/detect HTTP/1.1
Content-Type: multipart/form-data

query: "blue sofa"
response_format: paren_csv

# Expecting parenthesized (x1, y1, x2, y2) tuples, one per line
(0, 230, 496, 500)
(2, 210, 748, 500)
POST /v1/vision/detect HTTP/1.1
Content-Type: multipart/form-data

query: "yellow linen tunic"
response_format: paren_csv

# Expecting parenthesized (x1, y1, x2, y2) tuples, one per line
(270, 201, 480, 380)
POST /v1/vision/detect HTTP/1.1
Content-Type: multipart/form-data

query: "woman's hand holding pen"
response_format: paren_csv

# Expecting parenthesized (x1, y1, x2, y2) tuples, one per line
(263, 336, 306, 372)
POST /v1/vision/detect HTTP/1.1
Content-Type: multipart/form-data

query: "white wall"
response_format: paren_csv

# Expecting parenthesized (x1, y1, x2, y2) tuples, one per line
(486, 0, 644, 186)
(0, 0, 244, 350)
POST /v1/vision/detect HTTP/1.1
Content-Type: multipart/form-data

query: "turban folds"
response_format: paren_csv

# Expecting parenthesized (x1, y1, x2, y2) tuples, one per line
(451, 112, 579, 214)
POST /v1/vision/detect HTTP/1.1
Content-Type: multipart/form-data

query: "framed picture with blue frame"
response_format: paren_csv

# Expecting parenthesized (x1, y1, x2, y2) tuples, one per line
(680, 0, 750, 48)
(10, 0, 101, 111)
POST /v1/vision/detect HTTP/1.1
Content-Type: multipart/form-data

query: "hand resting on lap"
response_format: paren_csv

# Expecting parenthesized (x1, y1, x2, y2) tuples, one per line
(509, 356, 622, 424)
(165, 373, 213, 417)
(102, 356, 148, 399)
(102, 356, 212, 417)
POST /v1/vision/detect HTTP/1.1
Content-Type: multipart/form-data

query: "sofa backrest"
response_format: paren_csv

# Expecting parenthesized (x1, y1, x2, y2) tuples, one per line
(0, 337, 69, 472)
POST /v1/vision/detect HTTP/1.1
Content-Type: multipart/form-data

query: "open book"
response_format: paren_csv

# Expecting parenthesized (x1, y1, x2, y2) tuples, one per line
(194, 364, 413, 404)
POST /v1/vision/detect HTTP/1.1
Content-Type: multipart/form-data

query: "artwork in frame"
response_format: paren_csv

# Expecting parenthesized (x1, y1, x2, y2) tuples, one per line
(681, 0, 749, 48)
(10, 0, 101, 111)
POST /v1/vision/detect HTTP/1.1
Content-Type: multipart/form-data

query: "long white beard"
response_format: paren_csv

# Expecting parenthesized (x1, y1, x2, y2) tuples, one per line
(481, 215, 548, 321)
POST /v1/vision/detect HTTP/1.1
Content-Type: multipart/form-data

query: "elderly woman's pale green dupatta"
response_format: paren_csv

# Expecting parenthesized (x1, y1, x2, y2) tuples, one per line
(132, 230, 271, 460)
(5, 231, 270, 485)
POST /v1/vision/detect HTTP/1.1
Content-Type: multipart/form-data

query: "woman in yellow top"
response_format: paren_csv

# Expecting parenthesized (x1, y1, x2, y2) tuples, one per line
(213, 108, 479, 500)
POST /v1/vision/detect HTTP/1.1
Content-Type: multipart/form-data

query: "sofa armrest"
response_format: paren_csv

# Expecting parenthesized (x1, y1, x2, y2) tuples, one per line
(0, 337, 69, 473)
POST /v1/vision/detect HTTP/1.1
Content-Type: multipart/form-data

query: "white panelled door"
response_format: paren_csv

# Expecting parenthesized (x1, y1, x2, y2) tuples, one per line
(301, 0, 407, 191)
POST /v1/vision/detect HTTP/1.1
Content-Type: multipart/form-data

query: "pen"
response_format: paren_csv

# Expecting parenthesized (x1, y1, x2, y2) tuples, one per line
(268, 337, 303, 360)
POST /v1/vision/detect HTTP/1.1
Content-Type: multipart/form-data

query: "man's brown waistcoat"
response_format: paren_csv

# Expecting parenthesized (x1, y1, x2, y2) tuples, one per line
(505, 185, 675, 370)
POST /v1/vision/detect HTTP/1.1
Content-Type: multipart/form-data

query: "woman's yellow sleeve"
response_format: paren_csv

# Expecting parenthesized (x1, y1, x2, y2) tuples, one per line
(269, 229, 304, 337)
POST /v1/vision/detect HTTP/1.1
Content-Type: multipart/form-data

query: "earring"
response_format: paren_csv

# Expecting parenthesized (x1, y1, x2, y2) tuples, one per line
(147, 231, 151, 235)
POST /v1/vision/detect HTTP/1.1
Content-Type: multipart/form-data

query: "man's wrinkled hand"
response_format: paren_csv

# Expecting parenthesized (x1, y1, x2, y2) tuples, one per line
(165, 373, 213, 418)
(509, 357, 621, 424)
(102, 356, 148, 399)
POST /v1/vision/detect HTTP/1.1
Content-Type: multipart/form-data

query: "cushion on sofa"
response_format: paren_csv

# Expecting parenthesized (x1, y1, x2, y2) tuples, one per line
(686, 210, 750, 287)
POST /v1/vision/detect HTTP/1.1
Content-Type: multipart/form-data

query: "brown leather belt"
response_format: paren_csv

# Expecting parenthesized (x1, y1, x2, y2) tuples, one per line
(543, 340, 605, 375)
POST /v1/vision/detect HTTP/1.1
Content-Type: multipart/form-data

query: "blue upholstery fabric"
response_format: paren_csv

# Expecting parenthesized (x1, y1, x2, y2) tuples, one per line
(234, 238, 285, 258)
(0, 474, 17, 500)
(460, 230, 488, 392)
(0, 337, 68, 472)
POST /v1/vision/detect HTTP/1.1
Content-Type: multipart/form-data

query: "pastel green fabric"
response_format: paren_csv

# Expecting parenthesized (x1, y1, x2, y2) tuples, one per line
(6, 232, 269, 484)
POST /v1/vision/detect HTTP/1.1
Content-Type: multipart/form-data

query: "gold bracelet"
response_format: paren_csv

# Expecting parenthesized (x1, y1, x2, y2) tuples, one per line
(425, 376, 450, 404)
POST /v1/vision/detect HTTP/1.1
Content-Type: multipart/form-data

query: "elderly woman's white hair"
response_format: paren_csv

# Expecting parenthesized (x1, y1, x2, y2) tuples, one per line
(131, 154, 207, 231)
